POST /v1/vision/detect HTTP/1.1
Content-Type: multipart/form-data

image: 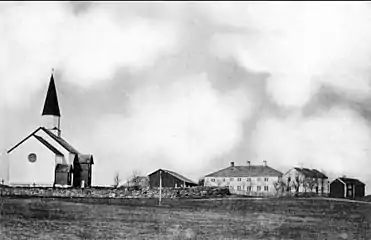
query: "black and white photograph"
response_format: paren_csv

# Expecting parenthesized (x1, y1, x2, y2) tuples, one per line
(0, 1, 371, 239)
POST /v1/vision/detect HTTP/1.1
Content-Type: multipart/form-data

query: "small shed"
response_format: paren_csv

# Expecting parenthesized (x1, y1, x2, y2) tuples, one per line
(330, 177, 365, 199)
(148, 169, 198, 188)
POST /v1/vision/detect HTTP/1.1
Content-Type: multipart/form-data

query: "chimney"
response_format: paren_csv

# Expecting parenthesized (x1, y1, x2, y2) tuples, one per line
(263, 160, 267, 167)
(230, 162, 235, 167)
(247, 161, 251, 167)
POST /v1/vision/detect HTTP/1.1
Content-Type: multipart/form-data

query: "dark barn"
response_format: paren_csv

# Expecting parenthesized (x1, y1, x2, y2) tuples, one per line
(54, 164, 72, 186)
(330, 177, 365, 199)
(148, 169, 198, 188)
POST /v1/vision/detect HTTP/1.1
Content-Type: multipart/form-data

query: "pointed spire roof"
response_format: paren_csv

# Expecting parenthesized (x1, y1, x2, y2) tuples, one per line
(42, 72, 61, 117)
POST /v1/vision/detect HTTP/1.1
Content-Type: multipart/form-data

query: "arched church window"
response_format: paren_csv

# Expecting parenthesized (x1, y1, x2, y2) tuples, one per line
(28, 153, 37, 163)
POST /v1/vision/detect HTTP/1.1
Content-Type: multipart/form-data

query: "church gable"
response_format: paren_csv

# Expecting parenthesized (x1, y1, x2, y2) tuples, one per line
(8, 128, 69, 160)
(8, 134, 57, 186)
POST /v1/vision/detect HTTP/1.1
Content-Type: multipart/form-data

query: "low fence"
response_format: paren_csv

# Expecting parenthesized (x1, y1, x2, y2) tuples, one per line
(0, 185, 231, 199)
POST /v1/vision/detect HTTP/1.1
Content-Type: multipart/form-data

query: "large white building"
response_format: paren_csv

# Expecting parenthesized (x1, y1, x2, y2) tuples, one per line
(204, 161, 283, 196)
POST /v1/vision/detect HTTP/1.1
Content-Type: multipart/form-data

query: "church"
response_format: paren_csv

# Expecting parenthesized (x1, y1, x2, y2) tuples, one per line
(5, 72, 94, 188)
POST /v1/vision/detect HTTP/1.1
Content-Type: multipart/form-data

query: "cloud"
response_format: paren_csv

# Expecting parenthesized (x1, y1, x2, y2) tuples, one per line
(204, 2, 371, 108)
(0, 2, 180, 107)
(251, 107, 371, 179)
(82, 73, 253, 184)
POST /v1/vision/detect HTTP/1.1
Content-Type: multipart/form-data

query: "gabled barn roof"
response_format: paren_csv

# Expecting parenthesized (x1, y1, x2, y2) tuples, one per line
(338, 177, 365, 186)
(148, 169, 197, 185)
(205, 165, 283, 178)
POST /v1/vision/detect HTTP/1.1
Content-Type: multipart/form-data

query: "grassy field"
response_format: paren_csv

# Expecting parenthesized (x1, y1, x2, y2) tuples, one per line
(0, 197, 370, 239)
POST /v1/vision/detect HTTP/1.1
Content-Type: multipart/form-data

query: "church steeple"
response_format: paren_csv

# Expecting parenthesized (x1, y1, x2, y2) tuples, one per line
(42, 71, 61, 117)
(42, 70, 61, 137)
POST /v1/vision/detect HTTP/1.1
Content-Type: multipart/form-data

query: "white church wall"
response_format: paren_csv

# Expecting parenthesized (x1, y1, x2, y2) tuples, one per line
(8, 136, 57, 187)
(0, 151, 9, 184)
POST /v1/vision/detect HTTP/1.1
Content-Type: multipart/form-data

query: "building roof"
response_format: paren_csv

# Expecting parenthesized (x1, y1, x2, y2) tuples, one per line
(55, 164, 72, 173)
(33, 135, 64, 156)
(41, 127, 80, 154)
(7, 127, 94, 163)
(42, 73, 61, 117)
(205, 165, 283, 178)
(294, 168, 328, 179)
(148, 169, 197, 185)
(338, 177, 365, 186)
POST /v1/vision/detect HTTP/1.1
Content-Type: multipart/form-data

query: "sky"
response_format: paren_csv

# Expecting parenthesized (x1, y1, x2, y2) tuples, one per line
(1, 2, 371, 191)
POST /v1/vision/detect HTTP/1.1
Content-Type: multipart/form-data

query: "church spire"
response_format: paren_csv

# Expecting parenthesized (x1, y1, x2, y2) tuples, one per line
(41, 69, 61, 137)
(42, 70, 61, 117)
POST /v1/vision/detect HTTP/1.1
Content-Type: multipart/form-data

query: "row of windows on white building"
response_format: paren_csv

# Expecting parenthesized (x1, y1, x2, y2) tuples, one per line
(210, 177, 270, 182)
(229, 185, 270, 191)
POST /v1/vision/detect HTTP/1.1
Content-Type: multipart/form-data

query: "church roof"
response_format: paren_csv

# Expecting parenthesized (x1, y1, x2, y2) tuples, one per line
(33, 135, 64, 156)
(7, 127, 85, 156)
(42, 127, 79, 154)
(42, 73, 61, 117)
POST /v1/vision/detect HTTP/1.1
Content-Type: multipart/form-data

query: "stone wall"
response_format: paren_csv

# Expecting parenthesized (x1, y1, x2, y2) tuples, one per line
(0, 186, 230, 199)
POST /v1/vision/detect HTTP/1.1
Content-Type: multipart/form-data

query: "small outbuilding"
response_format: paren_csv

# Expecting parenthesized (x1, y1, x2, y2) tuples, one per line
(148, 169, 198, 188)
(330, 177, 365, 199)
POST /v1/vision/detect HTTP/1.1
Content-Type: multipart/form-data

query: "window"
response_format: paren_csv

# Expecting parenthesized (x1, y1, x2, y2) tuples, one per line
(230, 178, 234, 181)
(246, 178, 251, 182)
(247, 186, 251, 191)
(223, 178, 226, 182)
(264, 178, 269, 182)
(257, 186, 261, 191)
(348, 185, 352, 189)
(211, 178, 215, 182)
(28, 153, 37, 163)
(237, 186, 241, 191)
(229, 186, 234, 190)
(264, 186, 269, 191)
(237, 178, 241, 181)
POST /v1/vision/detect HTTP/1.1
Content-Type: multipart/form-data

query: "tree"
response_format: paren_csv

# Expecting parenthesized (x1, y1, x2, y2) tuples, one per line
(198, 178, 205, 186)
(113, 172, 121, 188)
(273, 179, 287, 196)
(126, 170, 142, 187)
(307, 178, 317, 193)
